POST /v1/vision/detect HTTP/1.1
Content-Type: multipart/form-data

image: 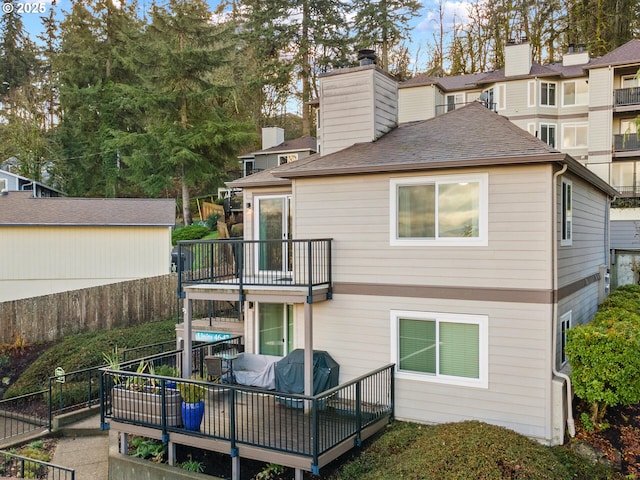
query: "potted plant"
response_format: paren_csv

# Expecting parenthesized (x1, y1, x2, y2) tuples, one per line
(178, 376, 207, 431)
(154, 364, 179, 389)
(104, 349, 182, 427)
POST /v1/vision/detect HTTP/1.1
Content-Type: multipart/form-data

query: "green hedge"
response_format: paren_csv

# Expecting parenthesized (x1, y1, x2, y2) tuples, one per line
(567, 286, 640, 424)
(171, 225, 210, 245)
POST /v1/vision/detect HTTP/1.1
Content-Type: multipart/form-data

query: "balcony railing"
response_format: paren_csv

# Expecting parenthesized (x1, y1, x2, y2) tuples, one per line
(614, 133, 640, 152)
(100, 361, 394, 474)
(614, 87, 640, 107)
(176, 238, 332, 300)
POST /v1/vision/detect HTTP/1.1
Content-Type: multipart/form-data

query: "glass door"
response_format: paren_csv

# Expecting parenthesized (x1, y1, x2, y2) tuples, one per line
(255, 196, 292, 273)
(258, 303, 294, 356)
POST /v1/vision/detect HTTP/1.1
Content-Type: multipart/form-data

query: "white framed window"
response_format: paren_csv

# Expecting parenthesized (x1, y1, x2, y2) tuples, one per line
(560, 311, 572, 365)
(391, 310, 488, 389)
(0, 178, 6, 191)
(620, 119, 638, 135)
(540, 81, 556, 106)
(539, 123, 557, 148)
(621, 75, 640, 88)
(390, 173, 488, 247)
(243, 160, 254, 177)
(446, 92, 465, 112)
(561, 179, 572, 246)
(562, 80, 588, 106)
(562, 123, 588, 148)
(278, 154, 298, 165)
(528, 81, 536, 107)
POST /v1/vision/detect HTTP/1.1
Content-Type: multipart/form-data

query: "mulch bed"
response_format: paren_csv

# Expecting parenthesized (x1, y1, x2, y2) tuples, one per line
(574, 403, 640, 477)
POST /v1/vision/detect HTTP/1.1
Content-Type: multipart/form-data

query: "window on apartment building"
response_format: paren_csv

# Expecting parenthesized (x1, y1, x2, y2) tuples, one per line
(622, 75, 640, 88)
(279, 154, 298, 165)
(560, 311, 572, 365)
(390, 174, 488, 246)
(446, 93, 465, 112)
(562, 80, 588, 106)
(540, 123, 557, 147)
(540, 82, 556, 106)
(562, 123, 588, 148)
(481, 86, 504, 110)
(392, 310, 488, 388)
(621, 119, 638, 135)
(561, 179, 572, 246)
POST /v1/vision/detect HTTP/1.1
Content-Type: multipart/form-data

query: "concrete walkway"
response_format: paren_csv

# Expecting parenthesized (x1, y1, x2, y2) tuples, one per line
(51, 414, 109, 479)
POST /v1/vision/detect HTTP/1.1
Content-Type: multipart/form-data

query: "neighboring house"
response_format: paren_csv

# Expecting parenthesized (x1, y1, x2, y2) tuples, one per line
(394, 39, 640, 201)
(0, 169, 64, 197)
(177, 59, 616, 455)
(238, 127, 316, 177)
(0, 191, 175, 302)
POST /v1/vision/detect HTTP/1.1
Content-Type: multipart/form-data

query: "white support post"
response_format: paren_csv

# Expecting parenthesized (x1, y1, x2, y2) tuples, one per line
(119, 432, 128, 455)
(168, 441, 176, 466)
(232, 455, 240, 480)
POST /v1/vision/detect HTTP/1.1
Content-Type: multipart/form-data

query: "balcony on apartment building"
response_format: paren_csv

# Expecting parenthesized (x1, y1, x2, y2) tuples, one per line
(613, 133, 640, 158)
(614, 86, 640, 112)
(175, 238, 333, 305)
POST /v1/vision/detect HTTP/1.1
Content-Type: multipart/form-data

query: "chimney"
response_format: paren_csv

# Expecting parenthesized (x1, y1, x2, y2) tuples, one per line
(317, 54, 398, 156)
(357, 49, 377, 66)
(261, 127, 284, 150)
(562, 44, 590, 66)
(504, 41, 532, 77)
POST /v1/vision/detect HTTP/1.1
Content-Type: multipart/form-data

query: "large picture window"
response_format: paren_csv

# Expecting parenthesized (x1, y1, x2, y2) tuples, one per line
(391, 310, 488, 388)
(562, 80, 588, 106)
(390, 174, 488, 246)
(562, 123, 588, 149)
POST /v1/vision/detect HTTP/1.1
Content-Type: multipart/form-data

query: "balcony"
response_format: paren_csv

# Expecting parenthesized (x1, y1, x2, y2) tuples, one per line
(100, 346, 394, 477)
(613, 133, 640, 157)
(176, 238, 333, 304)
(614, 87, 640, 112)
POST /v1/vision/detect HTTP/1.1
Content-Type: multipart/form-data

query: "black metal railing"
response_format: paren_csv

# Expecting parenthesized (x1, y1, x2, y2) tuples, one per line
(0, 450, 75, 479)
(613, 133, 640, 152)
(176, 238, 332, 298)
(435, 100, 497, 116)
(0, 391, 49, 444)
(614, 87, 640, 107)
(100, 362, 394, 473)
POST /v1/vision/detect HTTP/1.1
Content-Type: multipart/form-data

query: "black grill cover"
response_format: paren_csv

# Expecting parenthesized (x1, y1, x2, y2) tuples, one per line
(275, 349, 339, 395)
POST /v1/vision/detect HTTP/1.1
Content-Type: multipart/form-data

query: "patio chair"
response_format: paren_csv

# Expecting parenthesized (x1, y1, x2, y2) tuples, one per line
(205, 356, 229, 383)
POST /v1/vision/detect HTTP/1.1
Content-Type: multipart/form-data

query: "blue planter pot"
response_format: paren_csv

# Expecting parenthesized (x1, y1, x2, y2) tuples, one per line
(182, 401, 205, 431)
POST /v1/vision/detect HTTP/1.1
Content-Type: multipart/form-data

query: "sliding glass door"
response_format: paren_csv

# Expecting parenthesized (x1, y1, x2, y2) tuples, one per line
(258, 303, 294, 356)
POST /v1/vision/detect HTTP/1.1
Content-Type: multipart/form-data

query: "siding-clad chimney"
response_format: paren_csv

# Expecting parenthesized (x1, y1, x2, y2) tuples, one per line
(562, 45, 590, 66)
(261, 127, 285, 150)
(504, 41, 532, 77)
(317, 62, 398, 156)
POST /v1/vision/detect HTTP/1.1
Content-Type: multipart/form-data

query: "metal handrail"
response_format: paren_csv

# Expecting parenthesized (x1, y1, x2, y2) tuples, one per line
(0, 450, 75, 479)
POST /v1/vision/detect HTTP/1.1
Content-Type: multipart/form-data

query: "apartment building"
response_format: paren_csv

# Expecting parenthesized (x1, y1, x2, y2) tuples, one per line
(396, 39, 640, 198)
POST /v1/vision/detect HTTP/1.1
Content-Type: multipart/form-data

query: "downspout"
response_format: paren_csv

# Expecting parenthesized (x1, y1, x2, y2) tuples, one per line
(552, 163, 575, 437)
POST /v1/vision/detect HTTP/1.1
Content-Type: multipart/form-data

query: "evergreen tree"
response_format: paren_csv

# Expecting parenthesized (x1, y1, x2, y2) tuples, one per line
(351, 0, 421, 72)
(119, 0, 255, 224)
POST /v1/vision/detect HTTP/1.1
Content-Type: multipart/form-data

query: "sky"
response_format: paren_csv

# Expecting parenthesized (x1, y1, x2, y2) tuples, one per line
(12, 0, 471, 68)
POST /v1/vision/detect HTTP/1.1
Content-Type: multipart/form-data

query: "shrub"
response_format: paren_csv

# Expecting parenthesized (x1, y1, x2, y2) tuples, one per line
(599, 286, 640, 315)
(567, 312, 640, 425)
(205, 213, 220, 231)
(171, 225, 210, 245)
(332, 421, 576, 480)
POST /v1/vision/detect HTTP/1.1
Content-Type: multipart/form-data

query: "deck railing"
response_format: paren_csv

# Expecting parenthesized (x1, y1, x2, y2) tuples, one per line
(0, 391, 49, 445)
(176, 238, 332, 299)
(100, 361, 394, 473)
(614, 86, 640, 107)
(613, 133, 640, 152)
(0, 450, 75, 479)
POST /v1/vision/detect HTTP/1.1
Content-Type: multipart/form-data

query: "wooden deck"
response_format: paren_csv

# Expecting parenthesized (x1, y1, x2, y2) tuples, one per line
(106, 376, 393, 473)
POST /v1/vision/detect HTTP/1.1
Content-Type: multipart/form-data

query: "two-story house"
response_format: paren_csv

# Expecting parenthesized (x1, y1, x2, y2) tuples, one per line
(175, 59, 615, 467)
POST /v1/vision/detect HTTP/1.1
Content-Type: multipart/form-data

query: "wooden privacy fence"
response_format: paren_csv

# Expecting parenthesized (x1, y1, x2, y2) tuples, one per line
(0, 274, 178, 344)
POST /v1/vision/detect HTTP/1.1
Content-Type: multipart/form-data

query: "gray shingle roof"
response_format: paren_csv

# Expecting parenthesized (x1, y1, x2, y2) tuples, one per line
(587, 39, 640, 68)
(0, 191, 176, 226)
(278, 102, 562, 177)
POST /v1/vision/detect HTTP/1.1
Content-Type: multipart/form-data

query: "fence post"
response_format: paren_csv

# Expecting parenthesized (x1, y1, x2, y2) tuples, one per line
(48, 378, 53, 431)
(355, 381, 362, 447)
